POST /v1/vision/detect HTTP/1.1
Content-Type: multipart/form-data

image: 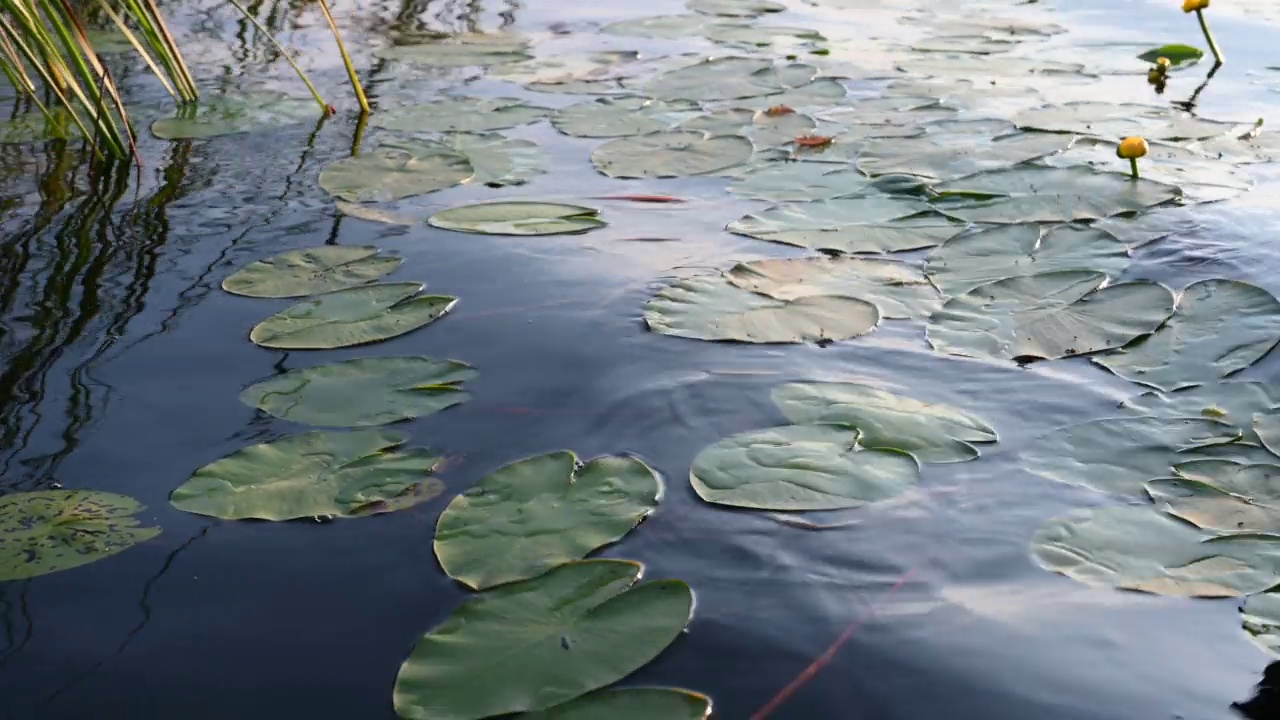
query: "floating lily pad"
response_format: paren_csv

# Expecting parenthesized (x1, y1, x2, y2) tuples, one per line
(393, 559, 693, 720)
(644, 276, 879, 344)
(772, 382, 997, 463)
(318, 139, 474, 203)
(600, 14, 713, 39)
(1043, 137, 1251, 203)
(897, 56, 1086, 82)
(689, 424, 919, 510)
(171, 430, 443, 521)
(374, 98, 550, 133)
(428, 202, 605, 236)
(592, 131, 754, 178)
(680, 108, 819, 149)
(924, 225, 1130, 297)
(151, 92, 318, 140)
(491, 51, 641, 85)
(688, 0, 783, 16)
(240, 357, 476, 427)
(728, 163, 872, 202)
(0, 490, 160, 580)
(910, 34, 1020, 54)
(1242, 592, 1280, 656)
(727, 197, 962, 254)
(1093, 280, 1280, 392)
(1257, 412, 1280, 458)
(1148, 461, 1280, 533)
(645, 57, 814, 101)
(858, 132, 1072, 181)
(519, 688, 712, 720)
(552, 97, 698, 138)
(249, 283, 455, 350)
(375, 32, 531, 66)
(935, 167, 1180, 224)
(441, 133, 547, 187)
(1123, 382, 1280, 442)
(1013, 101, 1238, 141)
(1192, 129, 1280, 165)
(725, 256, 941, 319)
(335, 202, 417, 226)
(927, 271, 1174, 362)
(435, 453, 660, 590)
(1137, 44, 1203, 66)
(737, 78, 848, 110)
(222, 246, 402, 298)
(701, 23, 824, 47)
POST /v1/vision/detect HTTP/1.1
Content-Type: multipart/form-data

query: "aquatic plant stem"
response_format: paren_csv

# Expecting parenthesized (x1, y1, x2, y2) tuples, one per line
(1196, 8, 1223, 66)
(315, 0, 369, 113)
(224, 0, 329, 112)
(1129, 157, 1139, 179)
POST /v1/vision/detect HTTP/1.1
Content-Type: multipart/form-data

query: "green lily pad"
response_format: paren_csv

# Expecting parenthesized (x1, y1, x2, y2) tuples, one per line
(910, 35, 1020, 54)
(552, 97, 698, 138)
(318, 139, 474, 203)
(1148, 461, 1280, 533)
(926, 270, 1175, 362)
(689, 424, 919, 510)
(701, 23, 824, 48)
(374, 98, 550, 133)
(935, 167, 1180, 224)
(1013, 101, 1238, 141)
(151, 92, 318, 140)
(1257, 412, 1280, 457)
(645, 57, 815, 101)
(727, 197, 962, 254)
(375, 32, 531, 66)
(240, 357, 476, 427)
(428, 202, 605, 236)
(435, 453, 660, 590)
(728, 163, 872, 202)
(688, 0, 783, 16)
(897, 56, 1087, 81)
(600, 14, 713, 39)
(519, 688, 712, 720)
(393, 559, 693, 720)
(1031, 505, 1280, 598)
(1192, 129, 1280, 165)
(1242, 592, 1280, 656)
(335, 202, 417, 226)
(592, 131, 754, 178)
(725, 256, 941, 319)
(736, 78, 848, 110)
(924, 224, 1130, 297)
(1122, 382, 1280, 442)
(249, 283, 456, 350)
(221, 246, 402, 299)
(857, 132, 1072, 181)
(1042, 137, 1251, 203)
(644, 276, 879, 344)
(1137, 44, 1204, 66)
(1093, 280, 1280, 392)
(171, 430, 443, 521)
(0, 490, 160, 580)
(772, 382, 997, 463)
(679, 108, 819, 149)
(491, 51, 641, 85)
(440, 133, 548, 187)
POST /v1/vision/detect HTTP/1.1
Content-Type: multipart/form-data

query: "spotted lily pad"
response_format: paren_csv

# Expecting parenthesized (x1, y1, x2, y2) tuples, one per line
(934, 167, 1180, 224)
(592, 131, 754, 178)
(318, 139, 474, 203)
(725, 256, 941, 319)
(151, 92, 318, 140)
(249, 283, 456, 350)
(375, 32, 531, 66)
(519, 688, 712, 720)
(728, 163, 872, 202)
(435, 453, 660, 590)
(374, 98, 550, 134)
(1147, 462, 1280, 534)
(552, 97, 698, 138)
(0, 490, 160, 580)
(924, 224, 1130, 297)
(222, 246, 402, 298)
(428, 202, 605, 235)
(727, 197, 962, 254)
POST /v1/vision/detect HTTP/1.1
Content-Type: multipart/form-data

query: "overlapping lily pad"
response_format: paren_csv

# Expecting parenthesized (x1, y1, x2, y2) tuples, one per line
(934, 167, 1181, 224)
(520, 688, 712, 720)
(1242, 592, 1280, 656)
(434, 452, 661, 590)
(0, 490, 160, 580)
(393, 559, 693, 720)
(924, 225, 1130, 297)
(151, 92, 318, 140)
(729, 163, 871, 202)
(552, 97, 698, 138)
(1013, 101, 1239, 141)
(440, 133, 548, 187)
(1257, 412, 1280, 458)
(600, 14, 714, 39)
(222, 246, 402, 298)
(1043, 137, 1251, 203)
(428, 202, 605, 235)
(1148, 460, 1280, 533)
(373, 98, 550, 133)
(592, 131, 754, 178)
(645, 57, 815, 101)
(725, 256, 941, 319)
(249, 283, 456, 350)
(727, 197, 962, 254)
(0, 110, 82, 143)
(375, 32, 531, 66)
(1122, 382, 1280, 442)
(857, 132, 1072, 181)
(240, 357, 476, 427)
(689, 424, 919, 510)
(318, 139, 474, 203)
(680, 108, 818, 149)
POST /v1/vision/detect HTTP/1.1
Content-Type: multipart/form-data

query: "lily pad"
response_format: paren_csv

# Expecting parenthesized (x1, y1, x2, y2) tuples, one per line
(1122, 382, 1280, 442)
(171, 430, 443, 521)
(519, 688, 712, 720)
(689, 424, 919, 510)
(318, 139, 474, 203)
(492, 51, 641, 85)
(592, 131, 754, 178)
(1093, 280, 1280, 392)
(393, 559, 693, 720)
(934, 167, 1180, 224)
(600, 14, 713, 39)
(222, 246, 402, 298)
(428, 202, 605, 236)
(1137, 44, 1203, 66)
(725, 256, 941, 319)
(645, 57, 814, 101)
(151, 92, 318, 140)
(1013, 101, 1238, 141)
(1257, 412, 1280, 458)
(0, 490, 160, 580)
(552, 97, 698, 138)
(728, 163, 872, 202)
(1043, 137, 1251, 203)
(680, 108, 819, 149)
(727, 197, 962, 254)
(435, 453, 661, 590)
(1242, 592, 1280, 656)
(442, 133, 547, 187)
(772, 382, 997, 463)
(374, 98, 550, 134)
(924, 224, 1130, 297)
(240, 357, 476, 427)
(701, 23, 824, 48)
(858, 132, 1072, 181)
(249, 283, 456, 350)
(375, 32, 531, 66)
(1147, 462, 1280, 533)
(688, 0, 783, 16)
(897, 56, 1087, 82)
(644, 276, 879, 344)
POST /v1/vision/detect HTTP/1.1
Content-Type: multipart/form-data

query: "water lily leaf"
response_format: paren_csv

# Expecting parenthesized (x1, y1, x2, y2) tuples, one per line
(688, 0, 783, 17)
(680, 108, 819, 149)
(553, 97, 698, 138)
(151, 92, 318, 140)
(435, 453, 660, 590)
(374, 98, 550, 133)
(171, 430, 443, 521)
(910, 34, 1019, 54)
(729, 162, 871, 202)
(222, 246, 402, 298)
(701, 23, 824, 47)
(689, 424, 919, 510)
(1022, 416, 1243, 496)
(393, 559, 693, 720)
(600, 14, 712, 39)
(924, 224, 1130, 297)
(1137, 44, 1203, 66)
(725, 256, 941, 319)
(772, 382, 997, 463)
(818, 98, 957, 129)
(335, 202, 417, 226)
(250, 283, 455, 350)
(727, 197, 961, 254)
(440, 133, 547, 187)
(646, 57, 814, 101)
(1192, 129, 1280, 165)
(1257, 412, 1280, 458)
(519, 688, 712, 720)
(935, 167, 1180, 224)
(1123, 382, 1280, 442)
(1043, 137, 1251, 203)
(240, 357, 476, 427)
(1093, 280, 1280, 392)
(318, 139, 474, 203)
(0, 490, 160, 580)
(644, 276, 879, 344)
(428, 202, 605, 235)
(1092, 204, 1201, 248)
(1031, 505, 1280, 598)
(897, 56, 1086, 81)
(857, 132, 1072, 181)
(926, 270, 1174, 361)
(375, 32, 531, 66)
(1013, 101, 1238, 141)
(1242, 592, 1280, 656)
(737, 78, 848, 110)
(492, 51, 641, 85)
(592, 131, 754, 178)
(1148, 462, 1280, 533)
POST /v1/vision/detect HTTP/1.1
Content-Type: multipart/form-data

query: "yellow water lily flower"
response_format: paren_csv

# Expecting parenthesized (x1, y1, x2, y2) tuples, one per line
(1117, 136, 1149, 179)
(1182, 0, 1209, 12)
(1156, 57, 1171, 70)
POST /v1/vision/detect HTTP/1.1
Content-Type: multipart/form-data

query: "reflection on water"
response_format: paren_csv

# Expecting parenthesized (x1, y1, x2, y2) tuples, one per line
(1235, 662, 1280, 719)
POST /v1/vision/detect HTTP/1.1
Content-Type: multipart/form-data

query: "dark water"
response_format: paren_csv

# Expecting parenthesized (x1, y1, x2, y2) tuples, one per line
(4, 0, 1280, 717)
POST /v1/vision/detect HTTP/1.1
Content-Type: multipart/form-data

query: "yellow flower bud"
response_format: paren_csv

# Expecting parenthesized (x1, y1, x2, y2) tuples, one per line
(1182, 0, 1209, 13)
(1148, 68, 1164, 84)
(1156, 57, 1171, 69)
(1116, 136, 1149, 159)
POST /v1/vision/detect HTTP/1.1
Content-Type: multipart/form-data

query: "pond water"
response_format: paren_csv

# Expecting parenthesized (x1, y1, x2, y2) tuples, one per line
(5, 0, 1280, 717)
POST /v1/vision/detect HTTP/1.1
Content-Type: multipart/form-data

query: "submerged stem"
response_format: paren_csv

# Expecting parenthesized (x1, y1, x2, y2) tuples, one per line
(1196, 9, 1223, 65)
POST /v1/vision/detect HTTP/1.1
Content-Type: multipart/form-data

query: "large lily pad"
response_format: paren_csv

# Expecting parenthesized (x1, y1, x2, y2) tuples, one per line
(644, 276, 879, 344)
(689, 424, 919, 510)
(240, 357, 476, 427)
(1043, 137, 1251, 203)
(1013, 101, 1238, 141)
(1122, 382, 1280, 443)
(318, 139, 474, 203)
(727, 197, 962, 254)
(1147, 461, 1280, 533)
(374, 98, 550, 133)
(927, 271, 1174, 362)
(679, 108, 818, 149)
(520, 688, 712, 720)
(441, 133, 547, 187)
(857, 132, 1072, 181)
(552, 97, 698, 138)
(1257, 412, 1280, 458)
(1093, 280, 1280, 392)
(249, 283, 456, 350)
(151, 92, 318, 140)
(688, 0, 783, 16)
(429, 202, 605, 236)
(491, 51, 641, 86)
(171, 430, 443, 521)
(393, 559, 693, 720)
(0, 490, 160, 580)
(222, 246, 402, 298)
(729, 163, 871, 202)
(375, 32, 531, 66)
(592, 131, 754, 178)
(924, 224, 1131, 297)
(435, 453, 660, 590)
(771, 382, 997, 463)
(935, 167, 1180, 224)
(645, 57, 815, 101)
(725, 256, 941, 319)
(1242, 592, 1280, 656)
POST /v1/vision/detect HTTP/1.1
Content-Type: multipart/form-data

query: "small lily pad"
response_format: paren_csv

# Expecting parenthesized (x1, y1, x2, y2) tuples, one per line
(374, 98, 550, 134)
(725, 255, 941, 319)
(592, 131, 754, 178)
(428, 202, 605, 236)
(151, 92, 318, 140)
(519, 688, 712, 720)
(0, 490, 160, 580)
(318, 139, 474, 203)
(1137, 44, 1203, 66)
(222, 246, 402, 298)
(249, 283, 456, 350)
